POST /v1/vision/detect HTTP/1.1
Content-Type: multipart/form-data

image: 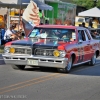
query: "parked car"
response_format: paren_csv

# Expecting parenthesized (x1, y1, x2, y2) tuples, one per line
(2, 25, 100, 73)
(75, 16, 89, 27)
(75, 16, 99, 28)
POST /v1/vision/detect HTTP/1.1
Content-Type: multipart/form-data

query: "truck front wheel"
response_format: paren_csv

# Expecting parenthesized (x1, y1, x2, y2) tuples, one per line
(89, 53, 96, 66)
(12, 65, 25, 70)
(57, 57, 72, 73)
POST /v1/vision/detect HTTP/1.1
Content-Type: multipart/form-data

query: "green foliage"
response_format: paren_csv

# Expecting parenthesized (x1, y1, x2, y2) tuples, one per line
(72, 0, 100, 9)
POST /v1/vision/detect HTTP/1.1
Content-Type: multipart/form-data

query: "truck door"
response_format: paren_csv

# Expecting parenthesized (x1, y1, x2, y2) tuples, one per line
(77, 30, 91, 63)
(84, 29, 93, 59)
(77, 30, 84, 63)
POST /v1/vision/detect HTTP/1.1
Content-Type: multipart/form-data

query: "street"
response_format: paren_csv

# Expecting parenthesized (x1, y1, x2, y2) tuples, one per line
(0, 55, 100, 100)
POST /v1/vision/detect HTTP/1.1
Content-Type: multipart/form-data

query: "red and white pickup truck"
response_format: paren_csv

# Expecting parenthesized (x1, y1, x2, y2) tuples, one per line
(2, 25, 100, 73)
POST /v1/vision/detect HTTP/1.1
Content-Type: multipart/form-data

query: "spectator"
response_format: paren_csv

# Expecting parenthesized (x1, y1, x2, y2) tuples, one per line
(82, 22, 86, 28)
(4, 24, 17, 43)
(45, 20, 49, 25)
(88, 18, 93, 28)
(91, 30, 99, 38)
(64, 20, 72, 26)
(79, 24, 82, 26)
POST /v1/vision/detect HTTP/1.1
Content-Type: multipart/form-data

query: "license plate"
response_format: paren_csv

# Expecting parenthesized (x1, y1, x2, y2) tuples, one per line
(27, 59, 38, 65)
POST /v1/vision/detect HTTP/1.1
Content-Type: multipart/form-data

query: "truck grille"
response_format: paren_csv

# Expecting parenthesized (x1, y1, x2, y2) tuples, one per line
(34, 48, 54, 56)
(14, 48, 31, 55)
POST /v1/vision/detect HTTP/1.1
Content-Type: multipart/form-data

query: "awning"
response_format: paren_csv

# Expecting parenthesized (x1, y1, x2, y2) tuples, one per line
(33, 0, 53, 10)
(78, 7, 100, 17)
(22, 0, 53, 10)
(0, 0, 28, 9)
(0, 0, 53, 10)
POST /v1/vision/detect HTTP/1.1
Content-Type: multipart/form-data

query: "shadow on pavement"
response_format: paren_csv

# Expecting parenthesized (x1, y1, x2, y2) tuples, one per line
(24, 67, 58, 73)
(70, 62, 100, 76)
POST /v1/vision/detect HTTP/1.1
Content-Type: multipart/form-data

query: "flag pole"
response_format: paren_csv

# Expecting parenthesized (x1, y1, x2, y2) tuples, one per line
(18, 0, 22, 31)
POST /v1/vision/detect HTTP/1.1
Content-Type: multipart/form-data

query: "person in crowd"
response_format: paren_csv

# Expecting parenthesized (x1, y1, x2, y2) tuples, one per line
(79, 24, 82, 26)
(82, 22, 86, 28)
(88, 18, 93, 28)
(55, 19, 62, 25)
(93, 17, 99, 24)
(39, 10, 44, 25)
(21, 32, 25, 39)
(45, 20, 49, 25)
(14, 19, 24, 33)
(3, 24, 18, 43)
(64, 20, 72, 26)
(91, 30, 99, 38)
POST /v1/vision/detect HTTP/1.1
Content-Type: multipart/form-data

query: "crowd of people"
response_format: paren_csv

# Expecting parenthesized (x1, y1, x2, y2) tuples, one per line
(2, 22, 25, 44)
(1, 13, 100, 45)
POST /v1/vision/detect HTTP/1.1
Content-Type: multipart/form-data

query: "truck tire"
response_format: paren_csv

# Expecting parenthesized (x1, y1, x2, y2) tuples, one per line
(89, 53, 96, 66)
(12, 65, 25, 70)
(57, 57, 72, 73)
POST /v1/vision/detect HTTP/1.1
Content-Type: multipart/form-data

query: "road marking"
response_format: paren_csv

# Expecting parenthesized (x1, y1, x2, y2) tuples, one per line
(0, 73, 64, 94)
(0, 63, 100, 94)
(0, 73, 59, 91)
(71, 63, 100, 73)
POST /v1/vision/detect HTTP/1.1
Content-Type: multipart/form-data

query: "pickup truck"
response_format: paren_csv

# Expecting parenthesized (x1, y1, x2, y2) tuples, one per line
(2, 25, 100, 73)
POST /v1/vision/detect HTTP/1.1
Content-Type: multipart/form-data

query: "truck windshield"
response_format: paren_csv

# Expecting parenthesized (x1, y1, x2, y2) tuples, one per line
(29, 27, 76, 42)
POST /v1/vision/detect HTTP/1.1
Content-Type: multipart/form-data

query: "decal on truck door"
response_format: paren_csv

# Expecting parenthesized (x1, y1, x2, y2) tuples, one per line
(77, 47, 84, 63)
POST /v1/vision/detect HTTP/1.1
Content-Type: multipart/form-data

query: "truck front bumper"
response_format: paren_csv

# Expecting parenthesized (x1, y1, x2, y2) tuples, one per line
(2, 54, 68, 68)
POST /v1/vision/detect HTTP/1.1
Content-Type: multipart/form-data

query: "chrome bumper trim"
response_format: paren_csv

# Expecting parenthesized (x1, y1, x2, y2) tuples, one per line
(2, 54, 68, 68)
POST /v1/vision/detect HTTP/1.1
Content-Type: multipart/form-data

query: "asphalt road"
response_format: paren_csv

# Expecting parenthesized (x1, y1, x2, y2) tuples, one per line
(0, 55, 100, 100)
(0, 54, 5, 65)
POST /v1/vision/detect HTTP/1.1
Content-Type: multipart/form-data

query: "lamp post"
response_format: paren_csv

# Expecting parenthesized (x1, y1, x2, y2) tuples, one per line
(93, 0, 98, 7)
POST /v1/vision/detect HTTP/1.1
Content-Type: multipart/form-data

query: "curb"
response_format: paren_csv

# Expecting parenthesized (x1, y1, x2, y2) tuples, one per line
(0, 59, 5, 65)
(0, 54, 5, 65)
(0, 54, 3, 59)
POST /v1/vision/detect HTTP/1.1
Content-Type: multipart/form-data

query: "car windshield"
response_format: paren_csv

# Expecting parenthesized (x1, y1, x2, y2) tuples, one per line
(29, 27, 76, 42)
(78, 18, 84, 22)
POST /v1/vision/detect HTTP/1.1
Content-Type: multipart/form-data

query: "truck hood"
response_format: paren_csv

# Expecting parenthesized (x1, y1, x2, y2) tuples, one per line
(10, 38, 60, 49)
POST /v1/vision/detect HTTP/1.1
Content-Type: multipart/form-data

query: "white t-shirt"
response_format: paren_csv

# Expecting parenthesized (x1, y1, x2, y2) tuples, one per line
(4, 29, 13, 40)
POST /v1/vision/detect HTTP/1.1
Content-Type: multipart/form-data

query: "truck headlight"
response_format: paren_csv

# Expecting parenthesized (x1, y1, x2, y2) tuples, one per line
(4, 47, 10, 53)
(59, 50, 66, 57)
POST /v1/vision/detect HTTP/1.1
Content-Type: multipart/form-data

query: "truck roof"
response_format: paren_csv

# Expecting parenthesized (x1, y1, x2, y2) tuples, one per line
(35, 25, 77, 29)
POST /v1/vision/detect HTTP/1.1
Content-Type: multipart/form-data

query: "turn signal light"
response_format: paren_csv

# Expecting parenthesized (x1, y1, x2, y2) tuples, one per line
(10, 48, 15, 53)
(53, 50, 60, 57)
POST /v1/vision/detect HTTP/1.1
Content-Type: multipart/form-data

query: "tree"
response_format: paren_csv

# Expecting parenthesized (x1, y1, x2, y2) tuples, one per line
(72, 0, 100, 9)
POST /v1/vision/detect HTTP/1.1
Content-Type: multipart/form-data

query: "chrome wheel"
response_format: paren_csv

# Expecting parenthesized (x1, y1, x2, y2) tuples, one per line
(89, 53, 96, 66)
(65, 57, 72, 73)
(57, 57, 72, 73)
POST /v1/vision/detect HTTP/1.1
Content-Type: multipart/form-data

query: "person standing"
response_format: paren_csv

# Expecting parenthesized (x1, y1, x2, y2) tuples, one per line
(88, 18, 93, 28)
(82, 22, 86, 28)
